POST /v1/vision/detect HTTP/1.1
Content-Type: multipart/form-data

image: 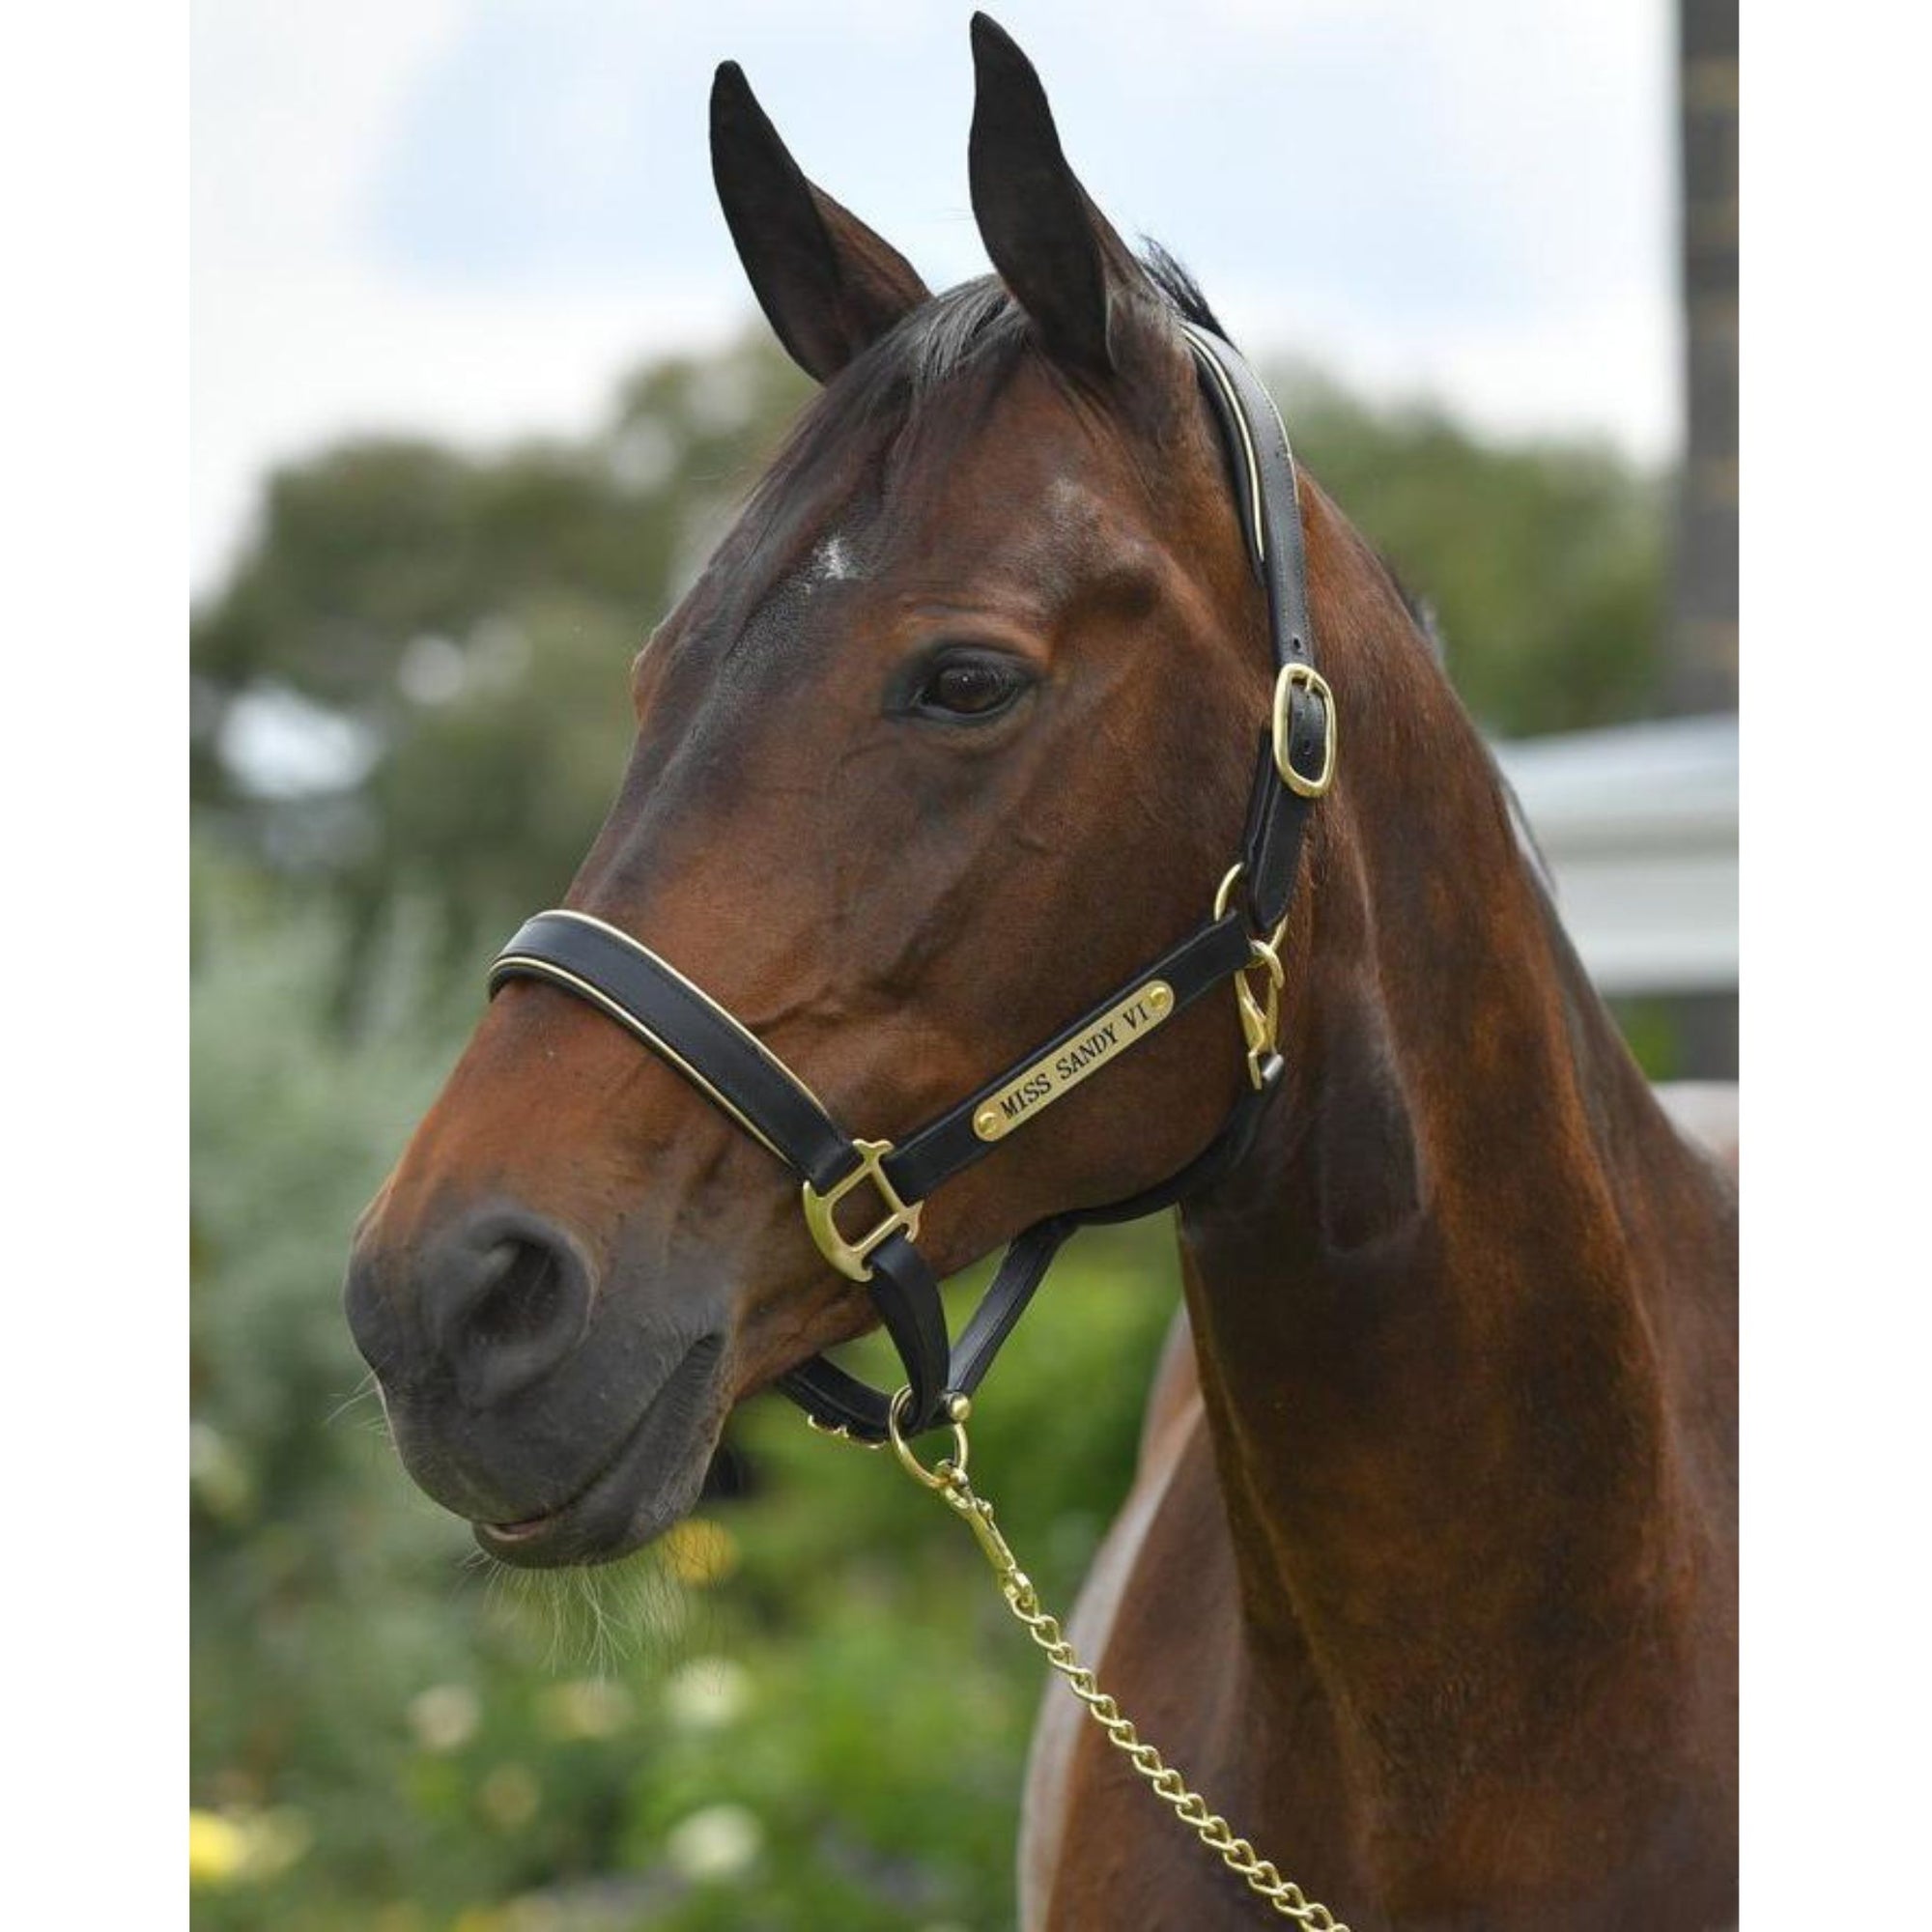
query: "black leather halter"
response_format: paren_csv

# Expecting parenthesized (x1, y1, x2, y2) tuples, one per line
(488, 324, 1335, 1442)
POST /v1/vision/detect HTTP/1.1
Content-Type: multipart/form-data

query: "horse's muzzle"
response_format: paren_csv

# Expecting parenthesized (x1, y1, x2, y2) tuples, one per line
(343, 1200, 731, 1564)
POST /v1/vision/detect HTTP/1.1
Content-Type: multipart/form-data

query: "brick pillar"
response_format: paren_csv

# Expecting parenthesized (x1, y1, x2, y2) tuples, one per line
(1669, 0, 1739, 713)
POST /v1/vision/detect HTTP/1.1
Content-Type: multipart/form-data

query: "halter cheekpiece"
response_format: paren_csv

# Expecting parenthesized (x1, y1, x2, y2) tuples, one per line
(488, 323, 1336, 1443)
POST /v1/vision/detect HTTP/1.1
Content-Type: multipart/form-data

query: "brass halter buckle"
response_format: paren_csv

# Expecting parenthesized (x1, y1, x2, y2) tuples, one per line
(1214, 865, 1290, 1091)
(801, 1138, 924, 1282)
(1272, 662, 1338, 799)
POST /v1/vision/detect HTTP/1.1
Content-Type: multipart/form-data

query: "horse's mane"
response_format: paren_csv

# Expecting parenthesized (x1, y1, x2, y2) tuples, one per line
(887, 240, 1232, 395)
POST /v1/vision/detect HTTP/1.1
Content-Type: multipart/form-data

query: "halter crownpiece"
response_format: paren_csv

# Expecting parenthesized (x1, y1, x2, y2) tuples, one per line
(487, 325, 1335, 1442)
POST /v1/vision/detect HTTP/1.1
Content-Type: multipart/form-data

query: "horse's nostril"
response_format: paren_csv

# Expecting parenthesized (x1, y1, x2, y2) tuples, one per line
(468, 1238, 569, 1350)
(417, 1213, 594, 1406)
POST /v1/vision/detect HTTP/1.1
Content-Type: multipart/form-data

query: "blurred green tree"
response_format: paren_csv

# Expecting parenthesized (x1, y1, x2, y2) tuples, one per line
(191, 334, 811, 1006)
(1279, 363, 1665, 734)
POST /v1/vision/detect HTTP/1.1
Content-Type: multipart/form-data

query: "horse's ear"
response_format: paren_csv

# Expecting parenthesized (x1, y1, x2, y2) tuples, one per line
(710, 62, 930, 384)
(967, 14, 1151, 377)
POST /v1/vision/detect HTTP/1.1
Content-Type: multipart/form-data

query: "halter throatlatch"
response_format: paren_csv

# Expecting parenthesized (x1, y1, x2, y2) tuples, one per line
(487, 324, 1334, 1442)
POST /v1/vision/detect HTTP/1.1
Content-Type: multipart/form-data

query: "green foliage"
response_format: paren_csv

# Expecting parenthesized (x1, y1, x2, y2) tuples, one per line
(1273, 363, 1666, 737)
(191, 334, 811, 998)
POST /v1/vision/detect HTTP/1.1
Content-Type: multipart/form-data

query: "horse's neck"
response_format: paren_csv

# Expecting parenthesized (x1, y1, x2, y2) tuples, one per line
(1176, 497, 1729, 1861)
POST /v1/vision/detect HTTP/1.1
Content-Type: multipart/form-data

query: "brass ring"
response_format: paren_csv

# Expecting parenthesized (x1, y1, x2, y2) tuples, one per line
(887, 1385, 970, 1491)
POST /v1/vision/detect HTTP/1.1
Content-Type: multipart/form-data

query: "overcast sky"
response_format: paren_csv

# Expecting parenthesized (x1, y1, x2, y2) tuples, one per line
(191, 0, 1677, 595)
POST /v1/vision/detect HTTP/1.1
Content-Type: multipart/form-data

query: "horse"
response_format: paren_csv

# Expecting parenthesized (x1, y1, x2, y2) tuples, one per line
(345, 16, 1738, 1927)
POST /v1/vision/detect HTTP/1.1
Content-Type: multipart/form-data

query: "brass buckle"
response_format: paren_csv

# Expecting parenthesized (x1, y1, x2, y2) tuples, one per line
(801, 1139, 923, 1283)
(1271, 662, 1337, 799)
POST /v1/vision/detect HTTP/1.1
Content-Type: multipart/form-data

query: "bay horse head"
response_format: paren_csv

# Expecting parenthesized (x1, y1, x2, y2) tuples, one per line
(347, 16, 1321, 1566)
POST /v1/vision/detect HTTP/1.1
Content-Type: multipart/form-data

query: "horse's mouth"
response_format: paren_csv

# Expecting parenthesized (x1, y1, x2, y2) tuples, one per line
(471, 1333, 727, 1569)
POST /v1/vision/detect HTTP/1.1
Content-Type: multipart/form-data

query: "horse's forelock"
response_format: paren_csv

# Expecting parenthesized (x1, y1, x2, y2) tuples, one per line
(767, 248, 1228, 482)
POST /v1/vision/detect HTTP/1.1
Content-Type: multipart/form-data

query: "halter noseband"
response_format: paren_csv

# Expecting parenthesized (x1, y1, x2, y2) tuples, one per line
(488, 324, 1335, 1443)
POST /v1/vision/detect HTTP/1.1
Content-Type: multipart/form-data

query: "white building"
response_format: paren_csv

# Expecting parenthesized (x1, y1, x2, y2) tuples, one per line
(1494, 713, 1738, 1000)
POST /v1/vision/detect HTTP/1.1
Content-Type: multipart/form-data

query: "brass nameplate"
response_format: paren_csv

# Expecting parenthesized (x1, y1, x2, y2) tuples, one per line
(972, 980, 1175, 1143)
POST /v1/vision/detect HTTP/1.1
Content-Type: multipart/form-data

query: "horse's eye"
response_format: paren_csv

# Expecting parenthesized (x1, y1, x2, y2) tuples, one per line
(913, 654, 1028, 722)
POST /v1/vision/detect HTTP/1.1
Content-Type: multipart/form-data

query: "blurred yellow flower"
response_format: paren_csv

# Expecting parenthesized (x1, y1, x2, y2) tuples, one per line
(664, 1657, 751, 1732)
(188, 1421, 256, 1522)
(536, 1676, 634, 1740)
(188, 1806, 311, 1885)
(661, 1517, 738, 1588)
(189, 1809, 247, 1886)
(665, 1802, 762, 1882)
(408, 1682, 481, 1752)
(247, 1807, 314, 1879)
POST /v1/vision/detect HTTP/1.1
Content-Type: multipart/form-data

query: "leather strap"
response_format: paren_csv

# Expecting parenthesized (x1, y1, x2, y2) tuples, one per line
(493, 905, 1254, 1211)
(1181, 324, 1330, 934)
(491, 910, 856, 1190)
(882, 912, 1252, 1203)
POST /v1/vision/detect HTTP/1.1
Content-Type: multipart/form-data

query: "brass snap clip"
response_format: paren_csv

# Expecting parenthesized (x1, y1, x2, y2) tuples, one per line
(887, 1388, 1028, 1590)
(1214, 865, 1291, 1090)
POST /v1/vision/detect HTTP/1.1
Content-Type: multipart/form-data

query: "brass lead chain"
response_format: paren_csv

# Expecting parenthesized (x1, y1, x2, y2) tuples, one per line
(884, 1391, 1350, 1930)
